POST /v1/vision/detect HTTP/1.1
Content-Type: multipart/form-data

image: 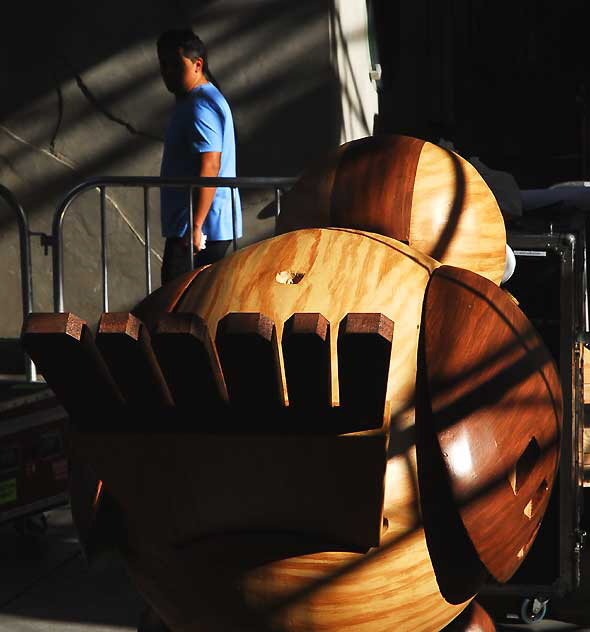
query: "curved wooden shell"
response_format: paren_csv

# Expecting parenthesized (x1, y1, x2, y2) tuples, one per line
(421, 265, 562, 582)
(277, 135, 506, 284)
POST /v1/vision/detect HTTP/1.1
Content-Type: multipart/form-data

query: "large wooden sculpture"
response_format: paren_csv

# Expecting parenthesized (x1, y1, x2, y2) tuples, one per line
(276, 135, 507, 284)
(22, 226, 561, 631)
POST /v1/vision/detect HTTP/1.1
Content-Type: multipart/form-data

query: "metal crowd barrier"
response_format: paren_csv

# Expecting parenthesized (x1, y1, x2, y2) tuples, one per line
(0, 184, 36, 382)
(52, 176, 296, 313)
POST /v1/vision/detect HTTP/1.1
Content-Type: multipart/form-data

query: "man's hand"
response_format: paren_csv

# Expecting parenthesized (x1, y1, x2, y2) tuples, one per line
(189, 151, 220, 253)
(193, 224, 204, 252)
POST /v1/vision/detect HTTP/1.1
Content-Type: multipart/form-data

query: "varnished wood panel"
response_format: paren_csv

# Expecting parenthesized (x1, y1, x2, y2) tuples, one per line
(73, 429, 388, 552)
(423, 265, 562, 582)
(96, 312, 173, 408)
(330, 135, 424, 241)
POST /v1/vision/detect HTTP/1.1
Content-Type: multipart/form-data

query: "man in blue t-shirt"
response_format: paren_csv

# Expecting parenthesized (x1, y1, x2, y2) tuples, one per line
(157, 29, 242, 284)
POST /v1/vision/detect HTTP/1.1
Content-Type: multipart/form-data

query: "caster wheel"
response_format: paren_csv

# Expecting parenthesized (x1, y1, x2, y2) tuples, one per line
(520, 597, 548, 624)
(13, 513, 50, 559)
(14, 513, 48, 537)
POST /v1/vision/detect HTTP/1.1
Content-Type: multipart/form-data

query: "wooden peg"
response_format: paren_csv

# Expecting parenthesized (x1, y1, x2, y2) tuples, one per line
(21, 312, 123, 424)
(151, 312, 227, 410)
(282, 313, 331, 411)
(337, 313, 394, 429)
(216, 313, 283, 413)
(96, 312, 173, 408)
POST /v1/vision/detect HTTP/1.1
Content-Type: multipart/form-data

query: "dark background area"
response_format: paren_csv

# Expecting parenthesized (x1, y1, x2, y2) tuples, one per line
(371, 0, 589, 189)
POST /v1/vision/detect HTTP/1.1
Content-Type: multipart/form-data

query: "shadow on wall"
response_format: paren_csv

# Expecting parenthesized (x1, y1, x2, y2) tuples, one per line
(0, 0, 340, 223)
(0, 0, 341, 333)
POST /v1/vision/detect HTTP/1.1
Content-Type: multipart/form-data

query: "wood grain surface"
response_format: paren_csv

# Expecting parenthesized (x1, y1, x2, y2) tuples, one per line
(422, 265, 562, 582)
(123, 525, 468, 632)
(409, 142, 506, 285)
(330, 135, 424, 241)
(176, 228, 437, 422)
(277, 134, 506, 284)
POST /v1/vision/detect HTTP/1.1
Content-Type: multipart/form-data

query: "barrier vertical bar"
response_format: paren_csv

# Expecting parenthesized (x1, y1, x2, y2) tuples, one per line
(144, 187, 152, 295)
(0, 184, 37, 381)
(188, 185, 194, 270)
(52, 207, 65, 313)
(231, 187, 238, 252)
(51, 176, 296, 317)
(274, 187, 282, 233)
(100, 186, 109, 312)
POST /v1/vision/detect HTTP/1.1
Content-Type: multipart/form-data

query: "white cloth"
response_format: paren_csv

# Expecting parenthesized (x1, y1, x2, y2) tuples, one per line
(501, 244, 516, 284)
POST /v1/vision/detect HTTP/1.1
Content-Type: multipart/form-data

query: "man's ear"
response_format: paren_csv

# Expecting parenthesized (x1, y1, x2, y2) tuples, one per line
(194, 57, 204, 74)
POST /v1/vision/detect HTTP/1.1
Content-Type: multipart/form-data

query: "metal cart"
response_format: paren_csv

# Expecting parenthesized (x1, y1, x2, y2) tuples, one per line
(480, 216, 588, 623)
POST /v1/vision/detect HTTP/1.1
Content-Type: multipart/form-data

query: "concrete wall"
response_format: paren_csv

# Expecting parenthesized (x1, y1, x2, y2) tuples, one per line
(331, 0, 379, 143)
(0, 0, 376, 338)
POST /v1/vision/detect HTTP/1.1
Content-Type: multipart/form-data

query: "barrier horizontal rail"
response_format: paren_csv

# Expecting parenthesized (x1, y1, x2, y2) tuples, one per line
(52, 176, 297, 313)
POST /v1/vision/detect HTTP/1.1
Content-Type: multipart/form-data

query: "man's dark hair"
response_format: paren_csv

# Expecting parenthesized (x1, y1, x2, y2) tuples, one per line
(157, 29, 210, 75)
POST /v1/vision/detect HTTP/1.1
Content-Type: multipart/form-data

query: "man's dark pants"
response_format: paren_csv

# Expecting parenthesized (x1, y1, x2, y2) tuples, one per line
(161, 237, 231, 286)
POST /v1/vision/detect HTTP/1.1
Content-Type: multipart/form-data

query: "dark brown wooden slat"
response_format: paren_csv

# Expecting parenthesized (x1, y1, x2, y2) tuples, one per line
(282, 313, 331, 411)
(96, 312, 173, 408)
(337, 313, 394, 429)
(20, 313, 123, 424)
(151, 313, 227, 409)
(216, 313, 283, 411)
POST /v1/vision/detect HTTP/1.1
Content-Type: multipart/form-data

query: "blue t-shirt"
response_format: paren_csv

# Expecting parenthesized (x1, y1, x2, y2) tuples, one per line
(160, 82, 242, 240)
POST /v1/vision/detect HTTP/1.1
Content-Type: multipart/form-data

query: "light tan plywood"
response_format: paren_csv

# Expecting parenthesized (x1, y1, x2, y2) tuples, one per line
(410, 143, 506, 285)
(177, 227, 437, 422)
(124, 524, 470, 632)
